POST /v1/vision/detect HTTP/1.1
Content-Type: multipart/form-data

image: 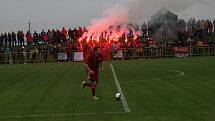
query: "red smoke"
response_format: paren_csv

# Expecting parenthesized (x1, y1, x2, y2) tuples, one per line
(80, 4, 141, 44)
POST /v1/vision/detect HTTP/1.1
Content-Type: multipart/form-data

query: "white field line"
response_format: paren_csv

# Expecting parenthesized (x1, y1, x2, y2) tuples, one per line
(110, 64, 131, 113)
(170, 70, 185, 77)
(121, 70, 185, 84)
(0, 112, 128, 118)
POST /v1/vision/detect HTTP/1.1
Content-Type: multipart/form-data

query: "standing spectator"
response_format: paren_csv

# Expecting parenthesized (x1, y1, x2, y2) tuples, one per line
(26, 31, 33, 45)
(8, 32, 12, 47)
(68, 28, 73, 43)
(38, 33, 43, 44)
(33, 31, 39, 45)
(56, 29, 61, 43)
(191, 18, 196, 32)
(112, 42, 117, 57)
(73, 28, 78, 40)
(20, 31, 25, 45)
(61, 27, 67, 43)
(52, 29, 57, 44)
(141, 22, 147, 37)
(66, 43, 72, 62)
(183, 31, 188, 41)
(147, 21, 154, 37)
(41, 29, 46, 42)
(17, 30, 21, 45)
(202, 20, 207, 34)
(83, 27, 87, 33)
(208, 20, 213, 35)
(3, 33, 8, 47)
(12, 32, 16, 46)
(213, 19, 215, 33)
(177, 31, 183, 41)
(43, 33, 49, 44)
(187, 19, 192, 33)
(0, 33, 3, 47)
(78, 27, 83, 38)
(48, 30, 53, 44)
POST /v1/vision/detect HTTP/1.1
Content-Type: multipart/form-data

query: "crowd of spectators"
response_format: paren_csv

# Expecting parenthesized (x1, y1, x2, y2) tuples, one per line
(0, 27, 86, 47)
(0, 18, 215, 57)
(176, 19, 214, 41)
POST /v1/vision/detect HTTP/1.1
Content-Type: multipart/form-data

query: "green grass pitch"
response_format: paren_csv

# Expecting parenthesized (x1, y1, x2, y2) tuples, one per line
(0, 57, 215, 121)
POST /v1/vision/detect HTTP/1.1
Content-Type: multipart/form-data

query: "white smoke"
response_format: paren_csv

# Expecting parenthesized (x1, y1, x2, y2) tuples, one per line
(99, 0, 215, 23)
(178, 3, 215, 21)
(127, 0, 215, 22)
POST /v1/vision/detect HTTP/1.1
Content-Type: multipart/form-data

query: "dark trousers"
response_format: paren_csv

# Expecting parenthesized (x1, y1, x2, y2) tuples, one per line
(8, 40, 12, 47)
(20, 39, 24, 45)
(5, 39, 7, 47)
(0, 41, 3, 47)
(13, 39, 16, 46)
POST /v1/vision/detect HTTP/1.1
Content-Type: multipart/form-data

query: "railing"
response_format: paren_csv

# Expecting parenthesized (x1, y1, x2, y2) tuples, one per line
(121, 47, 175, 59)
(0, 52, 57, 64)
(0, 46, 215, 64)
(121, 46, 215, 59)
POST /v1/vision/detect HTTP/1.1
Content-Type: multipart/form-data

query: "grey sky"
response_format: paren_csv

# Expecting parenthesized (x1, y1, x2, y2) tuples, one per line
(0, 0, 215, 33)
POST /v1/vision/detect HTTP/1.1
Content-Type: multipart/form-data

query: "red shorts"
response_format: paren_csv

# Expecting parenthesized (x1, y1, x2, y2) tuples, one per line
(90, 71, 98, 83)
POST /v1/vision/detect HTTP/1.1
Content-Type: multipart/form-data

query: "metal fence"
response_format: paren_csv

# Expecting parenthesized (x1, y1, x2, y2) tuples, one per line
(121, 46, 215, 59)
(0, 52, 57, 64)
(0, 46, 215, 64)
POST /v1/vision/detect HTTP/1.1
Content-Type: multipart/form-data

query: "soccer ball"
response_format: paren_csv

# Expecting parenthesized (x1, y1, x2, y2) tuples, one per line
(115, 92, 121, 101)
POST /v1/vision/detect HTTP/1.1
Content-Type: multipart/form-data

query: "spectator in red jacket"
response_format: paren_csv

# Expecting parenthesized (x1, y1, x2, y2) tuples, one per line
(43, 33, 49, 44)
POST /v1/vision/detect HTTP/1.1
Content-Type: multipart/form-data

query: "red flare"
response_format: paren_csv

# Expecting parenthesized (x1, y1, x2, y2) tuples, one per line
(79, 38, 82, 42)
(133, 35, 137, 40)
(125, 37, 128, 43)
(87, 37, 90, 42)
(97, 36, 99, 43)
